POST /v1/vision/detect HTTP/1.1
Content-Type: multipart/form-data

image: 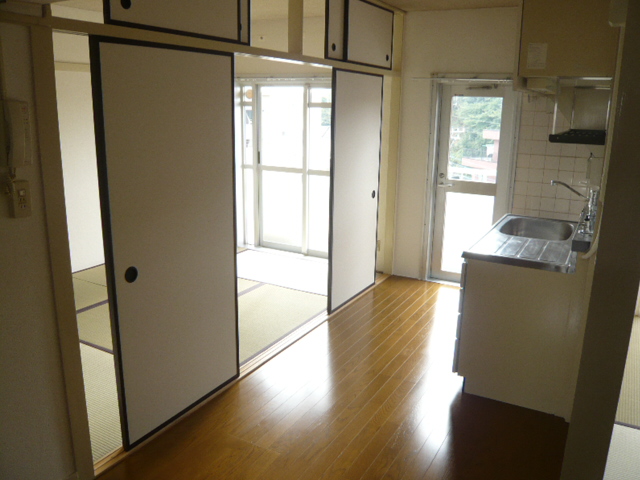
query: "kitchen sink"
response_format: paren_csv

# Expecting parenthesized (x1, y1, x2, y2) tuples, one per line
(463, 215, 578, 273)
(498, 216, 574, 241)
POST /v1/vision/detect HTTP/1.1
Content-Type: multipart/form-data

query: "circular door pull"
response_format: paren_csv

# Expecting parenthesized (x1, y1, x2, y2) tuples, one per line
(121, 0, 132, 9)
(371, 190, 376, 199)
(125, 266, 138, 283)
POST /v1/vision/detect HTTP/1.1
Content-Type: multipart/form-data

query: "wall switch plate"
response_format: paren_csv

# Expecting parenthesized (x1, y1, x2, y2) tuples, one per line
(9, 179, 31, 218)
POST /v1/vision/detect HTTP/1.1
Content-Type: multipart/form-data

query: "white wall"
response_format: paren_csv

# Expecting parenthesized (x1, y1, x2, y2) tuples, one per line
(512, 94, 605, 220)
(393, 7, 520, 278)
(55, 65, 104, 272)
(0, 23, 76, 480)
(52, 32, 105, 273)
(251, 16, 325, 58)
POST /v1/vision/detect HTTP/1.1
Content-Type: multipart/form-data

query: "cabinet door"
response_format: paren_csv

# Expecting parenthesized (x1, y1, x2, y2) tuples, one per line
(519, 0, 619, 77)
(105, 0, 241, 42)
(329, 70, 383, 312)
(346, 0, 393, 69)
(325, 0, 346, 60)
(90, 38, 238, 448)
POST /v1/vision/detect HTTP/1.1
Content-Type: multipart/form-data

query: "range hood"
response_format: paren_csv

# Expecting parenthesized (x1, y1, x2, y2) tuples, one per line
(549, 79, 611, 145)
(549, 129, 606, 145)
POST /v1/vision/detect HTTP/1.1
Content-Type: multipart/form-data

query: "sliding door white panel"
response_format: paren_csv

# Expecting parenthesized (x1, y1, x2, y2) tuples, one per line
(325, 0, 346, 60)
(329, 70, 383, 312)
(91, 39, 238, 448)
(106, 0, 240, 42)
(347, 0, 393, 69)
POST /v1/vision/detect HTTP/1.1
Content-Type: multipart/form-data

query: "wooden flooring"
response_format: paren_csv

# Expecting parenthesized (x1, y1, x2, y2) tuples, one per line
(98, 276, 568, 480)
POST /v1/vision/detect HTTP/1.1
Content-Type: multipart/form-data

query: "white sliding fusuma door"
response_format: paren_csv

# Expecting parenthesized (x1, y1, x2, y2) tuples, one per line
(329, 69, 383, 312)
(90, 39, 238, 448)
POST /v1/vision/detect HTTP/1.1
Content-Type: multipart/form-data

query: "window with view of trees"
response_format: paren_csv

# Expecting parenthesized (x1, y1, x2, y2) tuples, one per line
(448, 96, 503, 184)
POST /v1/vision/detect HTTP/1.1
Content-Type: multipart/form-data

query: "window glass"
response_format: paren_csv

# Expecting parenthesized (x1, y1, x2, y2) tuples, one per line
(447, 96, 503, 184)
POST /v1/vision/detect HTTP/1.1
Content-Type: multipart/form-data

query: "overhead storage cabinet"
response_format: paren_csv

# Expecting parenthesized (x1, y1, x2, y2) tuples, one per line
(518, 0, 619, 78)
(346, 0, 393, 68)
(105, 0, 248, 43)
(326, 0, 394, 69)
(326, 0, 346, 60)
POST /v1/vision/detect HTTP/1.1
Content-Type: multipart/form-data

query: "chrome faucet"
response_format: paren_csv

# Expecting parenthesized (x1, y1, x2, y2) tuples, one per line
(550, 180, 587, 199)
(550, 180, 599, 234)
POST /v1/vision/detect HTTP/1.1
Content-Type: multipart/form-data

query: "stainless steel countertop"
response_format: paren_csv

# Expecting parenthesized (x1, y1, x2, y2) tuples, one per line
(462, 214, 578, 274)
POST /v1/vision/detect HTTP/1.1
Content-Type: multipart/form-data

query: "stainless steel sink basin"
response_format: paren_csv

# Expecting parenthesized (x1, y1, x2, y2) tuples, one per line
(498, 217, 575, 241)
(463, 215, 578, 273)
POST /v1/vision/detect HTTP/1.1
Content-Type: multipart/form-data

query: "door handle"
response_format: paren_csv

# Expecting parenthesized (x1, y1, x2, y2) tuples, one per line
(125, 266, 139, 283)
(438, 182, 454, 188)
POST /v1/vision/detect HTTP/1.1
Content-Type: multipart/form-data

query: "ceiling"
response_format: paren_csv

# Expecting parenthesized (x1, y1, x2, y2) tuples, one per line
(52, 0, 521, 19)
(53, 0, 102, 12)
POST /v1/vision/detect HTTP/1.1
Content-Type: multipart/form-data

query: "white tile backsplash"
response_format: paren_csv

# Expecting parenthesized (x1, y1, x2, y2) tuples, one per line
(531, 141, 547, 155)
(540, 198, 556, 211)
(521, 110, 535, 126)
(526, 182, 542, 197)
(543, 169, 557, 184)
(526, 196, 541, 210)
(545, 142, 562, 156)
(559, 157, 575, 171)
(541, 184, 556, 198)
(517, 154, 531, 167)
(529, 168, 544, 183)
(560, 143, 578, 157)
(557, 170, 573, 184)
(516, 167, 529, 182)
(534, 111, 550, 126)
(555, 199, 570, 213)
(544, 155, 560, 170)
(512, 94, 604, 221)
(530, 155, 545, 169)
(514, 181, 527, 195)
(570, 200, 585, 215)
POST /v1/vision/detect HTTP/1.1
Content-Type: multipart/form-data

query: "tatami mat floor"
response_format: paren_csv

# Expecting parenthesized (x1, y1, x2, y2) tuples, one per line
(604, 424, 640, 480)
(79, 343, 122, 463)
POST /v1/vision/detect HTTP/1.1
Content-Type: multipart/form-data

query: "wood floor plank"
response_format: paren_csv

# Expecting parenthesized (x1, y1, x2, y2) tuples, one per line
(98, 277, 569, 480)
(261, 286, 442, 455)
(243, 286, 430, 452)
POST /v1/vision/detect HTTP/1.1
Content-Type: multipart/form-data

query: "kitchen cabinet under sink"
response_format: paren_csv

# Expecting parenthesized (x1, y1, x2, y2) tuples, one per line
(453, 216, 589, 421)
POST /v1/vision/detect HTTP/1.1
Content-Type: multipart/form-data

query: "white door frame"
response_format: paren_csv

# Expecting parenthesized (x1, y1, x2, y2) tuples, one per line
(422, 76, 520, 282)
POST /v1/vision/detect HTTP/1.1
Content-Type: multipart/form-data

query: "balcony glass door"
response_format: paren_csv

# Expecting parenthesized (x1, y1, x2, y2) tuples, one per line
(238, 83, 331, 257)
(430, 82, 517, 282)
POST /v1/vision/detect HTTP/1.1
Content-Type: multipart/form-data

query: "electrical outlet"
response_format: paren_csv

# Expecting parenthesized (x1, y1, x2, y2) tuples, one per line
(9, 179, 31, 218)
